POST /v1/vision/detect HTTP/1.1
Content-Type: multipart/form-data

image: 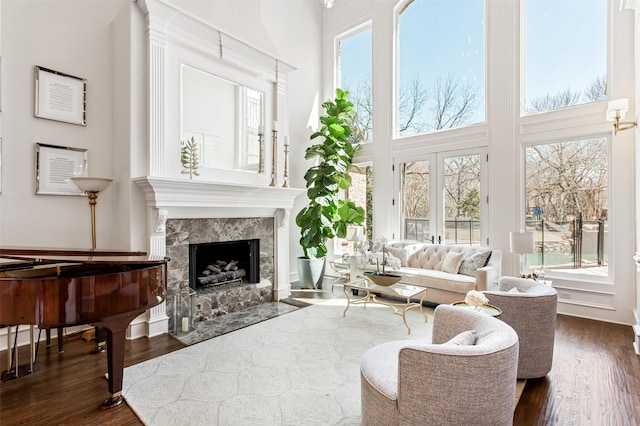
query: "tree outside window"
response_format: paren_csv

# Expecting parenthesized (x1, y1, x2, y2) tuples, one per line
(525, 138, 608, 276)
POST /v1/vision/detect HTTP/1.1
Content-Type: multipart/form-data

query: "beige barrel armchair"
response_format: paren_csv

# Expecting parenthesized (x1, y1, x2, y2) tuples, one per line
(484, 276, 558, 379)
(360, 304, 519, 426)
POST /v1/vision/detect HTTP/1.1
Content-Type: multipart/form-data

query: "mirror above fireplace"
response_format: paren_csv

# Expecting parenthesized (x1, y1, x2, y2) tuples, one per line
(181, 65, 264, 174)
(136, 0, 295, 186)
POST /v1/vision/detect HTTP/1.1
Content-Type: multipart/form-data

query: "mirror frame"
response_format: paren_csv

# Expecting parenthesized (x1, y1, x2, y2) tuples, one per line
(137, 0, 295, 186)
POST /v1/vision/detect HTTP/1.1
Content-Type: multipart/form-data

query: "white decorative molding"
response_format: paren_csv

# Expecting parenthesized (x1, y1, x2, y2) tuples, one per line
(554, 284, 616, 310)
(134, 176, 303, 310)
(136, 0, 296, 177)
(134, 0, 300, 333)
(275, 208, 291, 229)
(134, 176, 303, 212)
(622, 0, 640, 12)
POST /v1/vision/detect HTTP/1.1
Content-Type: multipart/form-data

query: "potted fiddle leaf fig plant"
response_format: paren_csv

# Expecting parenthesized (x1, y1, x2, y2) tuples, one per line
(295, 88, 365, 289)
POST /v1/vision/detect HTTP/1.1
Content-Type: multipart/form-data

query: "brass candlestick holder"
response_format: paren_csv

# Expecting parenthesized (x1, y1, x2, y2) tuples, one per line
(283, 143, 289, 187)
(71, 177, 113, 250)
(270, 129, 277, 187)
(258, 132, 264, 174)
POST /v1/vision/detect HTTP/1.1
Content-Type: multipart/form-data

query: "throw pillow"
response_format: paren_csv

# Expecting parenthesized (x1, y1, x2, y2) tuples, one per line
(441, 251, 464, 274)
(508, 287, 520, 293)
(445, 330, 477, 346)
(459, 248, 492, 277)
(386, 246, 409, 267)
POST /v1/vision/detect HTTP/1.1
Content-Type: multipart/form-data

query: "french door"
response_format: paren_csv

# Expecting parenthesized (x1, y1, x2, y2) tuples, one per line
(395, 148, 488, 246)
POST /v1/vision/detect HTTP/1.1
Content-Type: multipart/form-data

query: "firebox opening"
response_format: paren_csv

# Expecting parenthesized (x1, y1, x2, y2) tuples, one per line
(189, 239, 260, 290)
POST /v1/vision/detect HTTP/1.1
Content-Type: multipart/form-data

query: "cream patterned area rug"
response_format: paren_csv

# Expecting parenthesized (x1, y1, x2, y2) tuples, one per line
(123, 299, 524, 425)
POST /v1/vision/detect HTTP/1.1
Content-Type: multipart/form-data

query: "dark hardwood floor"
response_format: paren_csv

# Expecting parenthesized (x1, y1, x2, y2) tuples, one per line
(1, 288, 640, 425)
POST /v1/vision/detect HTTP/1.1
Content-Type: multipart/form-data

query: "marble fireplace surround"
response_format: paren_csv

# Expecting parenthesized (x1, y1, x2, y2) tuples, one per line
(134, 177, 304, 336)
(165, 217, 274, 331)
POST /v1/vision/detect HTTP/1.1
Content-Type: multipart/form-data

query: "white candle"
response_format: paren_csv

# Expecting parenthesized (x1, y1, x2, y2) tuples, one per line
(258, 125, 264, 134)
(272, 120, 278, 131)
(284, 136, 289, 146)
(181, 317, 189, 332)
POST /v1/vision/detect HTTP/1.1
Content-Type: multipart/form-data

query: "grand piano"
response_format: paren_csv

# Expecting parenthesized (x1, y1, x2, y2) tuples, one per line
(0, 247, 167, 409)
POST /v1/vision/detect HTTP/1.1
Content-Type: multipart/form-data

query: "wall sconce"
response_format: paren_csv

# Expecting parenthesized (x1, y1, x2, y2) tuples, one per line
(323, 0, 335, 8)
(606, 98, 637, 136)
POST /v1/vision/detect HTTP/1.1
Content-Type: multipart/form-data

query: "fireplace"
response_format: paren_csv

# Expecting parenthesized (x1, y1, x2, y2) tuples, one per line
(189, 239, 260, 290)
(163, 217, 275, 326)
(134, 175, 304, 337)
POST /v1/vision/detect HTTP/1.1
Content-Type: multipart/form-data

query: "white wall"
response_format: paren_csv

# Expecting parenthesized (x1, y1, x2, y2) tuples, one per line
(0, 0, 126, 248)
(0, 0, 322, 271)
(322, 0, 637, 325)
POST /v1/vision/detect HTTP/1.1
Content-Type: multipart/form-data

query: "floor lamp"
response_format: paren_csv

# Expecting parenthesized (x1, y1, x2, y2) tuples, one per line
(71, 177, 113, 354)
(71, 177, 113, 250)
(509, 230, 535, 275)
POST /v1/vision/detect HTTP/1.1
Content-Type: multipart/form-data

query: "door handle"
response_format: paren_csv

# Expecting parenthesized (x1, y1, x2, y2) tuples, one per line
(431, 236, 435, 244)
(438, 236, 442, 244)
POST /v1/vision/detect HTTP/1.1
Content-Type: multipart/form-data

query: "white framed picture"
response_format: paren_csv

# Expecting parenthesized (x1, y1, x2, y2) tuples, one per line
(34, 66, 86, 126)
(35, 143, 87, 195)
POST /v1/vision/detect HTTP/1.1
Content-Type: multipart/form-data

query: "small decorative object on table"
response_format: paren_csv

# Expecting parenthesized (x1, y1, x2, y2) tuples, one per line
(519, 271, 544, 281)
(464, 290, 489, 311)
(363, 271, 402, 286)
(363, 245, 403, 286)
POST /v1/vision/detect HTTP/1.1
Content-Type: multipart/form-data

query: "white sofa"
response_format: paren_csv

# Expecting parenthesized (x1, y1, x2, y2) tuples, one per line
(358, 241, 502, 305)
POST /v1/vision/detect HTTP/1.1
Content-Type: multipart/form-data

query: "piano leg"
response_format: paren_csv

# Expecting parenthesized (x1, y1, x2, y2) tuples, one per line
(45, 327, 64, 352)
(96, 312, 141, 410)
(90, 326, 106, 354)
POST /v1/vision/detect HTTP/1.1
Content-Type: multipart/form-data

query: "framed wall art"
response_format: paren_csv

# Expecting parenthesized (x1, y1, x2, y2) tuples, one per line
(34, 66, 86, 126)
(35, 143, 87, 195)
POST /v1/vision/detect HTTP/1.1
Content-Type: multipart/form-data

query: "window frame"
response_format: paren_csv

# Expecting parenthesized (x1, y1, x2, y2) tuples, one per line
(520, 133, 612, 282)
(394, 0, 488, 139)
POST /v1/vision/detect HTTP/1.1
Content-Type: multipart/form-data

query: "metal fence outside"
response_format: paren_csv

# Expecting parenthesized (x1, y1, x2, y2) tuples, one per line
(404, 217, 608, 271)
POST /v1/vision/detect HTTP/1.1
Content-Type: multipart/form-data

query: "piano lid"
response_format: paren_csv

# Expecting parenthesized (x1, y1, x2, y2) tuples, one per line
(0, 246, 166, 264)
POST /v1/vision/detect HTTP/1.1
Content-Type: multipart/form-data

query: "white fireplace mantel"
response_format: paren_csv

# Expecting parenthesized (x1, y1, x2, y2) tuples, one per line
(134, 176, 304, 329)
(133, 176, 304, 215)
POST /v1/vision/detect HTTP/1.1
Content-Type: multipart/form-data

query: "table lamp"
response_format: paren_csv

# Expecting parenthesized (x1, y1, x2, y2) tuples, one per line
(509, 230, 535, 275)
(71, 177, 113, 250)
(346, 225, 365, 255)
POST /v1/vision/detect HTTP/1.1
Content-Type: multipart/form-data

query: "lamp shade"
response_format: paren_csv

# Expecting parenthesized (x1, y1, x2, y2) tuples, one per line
(606, 98, 629, 121)
(510, 231, 535, 254)
(345, 225, 364, 242)
(71, 177, 113, 193)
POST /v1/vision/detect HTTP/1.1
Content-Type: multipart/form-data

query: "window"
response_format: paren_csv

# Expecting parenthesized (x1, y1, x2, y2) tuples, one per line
(399, 150, 485, 245)
(524, 0, 607, 114)
(397, 0, 485, 136)
(336, 165, 372, 255)
(524, 138, 608, 276)
(338, 26, 373, 143)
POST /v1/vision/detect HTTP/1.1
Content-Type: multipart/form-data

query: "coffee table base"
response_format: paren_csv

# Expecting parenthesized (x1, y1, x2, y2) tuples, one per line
(343, 282, 428, 334)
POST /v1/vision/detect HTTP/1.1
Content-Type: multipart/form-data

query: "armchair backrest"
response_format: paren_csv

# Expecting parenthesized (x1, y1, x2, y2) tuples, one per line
(396, 304, 519, 425)
(485, 276, 558, 379)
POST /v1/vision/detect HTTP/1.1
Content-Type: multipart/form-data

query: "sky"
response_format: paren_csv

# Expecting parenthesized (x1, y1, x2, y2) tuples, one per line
(340, 0, 607, 132)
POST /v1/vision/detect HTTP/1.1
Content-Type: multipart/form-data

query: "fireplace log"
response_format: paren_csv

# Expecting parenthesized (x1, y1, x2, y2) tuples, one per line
(197, 269, 246, 285)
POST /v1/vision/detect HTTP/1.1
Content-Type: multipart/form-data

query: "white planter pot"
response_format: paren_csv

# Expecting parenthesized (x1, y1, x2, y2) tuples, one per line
(297, 256, 326, 289)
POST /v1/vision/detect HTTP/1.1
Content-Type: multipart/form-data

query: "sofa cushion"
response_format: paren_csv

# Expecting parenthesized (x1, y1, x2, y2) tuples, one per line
(459, 248, 492, 277)
(399, 267, 476, 294)
(445, 329, 477, 346)
(407, 244, 466, 271)
(441, 251, 464, 274)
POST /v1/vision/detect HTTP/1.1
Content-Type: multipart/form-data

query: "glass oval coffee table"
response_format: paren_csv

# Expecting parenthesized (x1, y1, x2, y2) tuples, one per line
(343, 278, 428, 334)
